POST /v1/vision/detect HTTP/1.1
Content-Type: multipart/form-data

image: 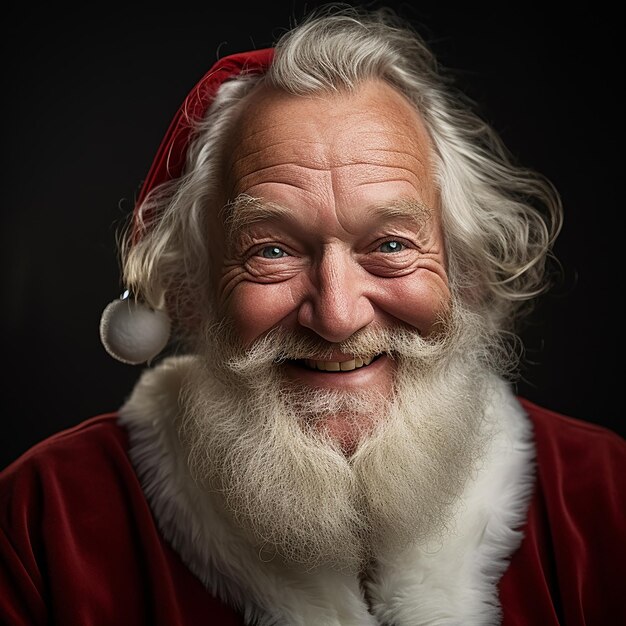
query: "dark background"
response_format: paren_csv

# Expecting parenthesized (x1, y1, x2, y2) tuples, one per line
(2, 2, 622, 469)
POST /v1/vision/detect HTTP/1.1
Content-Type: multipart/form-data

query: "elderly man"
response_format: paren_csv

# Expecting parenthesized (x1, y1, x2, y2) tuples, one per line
(1, 5, 624, 626)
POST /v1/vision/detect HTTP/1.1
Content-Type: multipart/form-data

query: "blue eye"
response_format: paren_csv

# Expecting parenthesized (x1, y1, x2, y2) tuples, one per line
(378, 240, 405, 253)
(260, 245, 288, 259)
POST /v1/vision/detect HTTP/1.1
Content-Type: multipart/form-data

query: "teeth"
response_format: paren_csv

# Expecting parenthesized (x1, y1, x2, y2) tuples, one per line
(304, 355, 376, 372)
(340, 359, 355, 371)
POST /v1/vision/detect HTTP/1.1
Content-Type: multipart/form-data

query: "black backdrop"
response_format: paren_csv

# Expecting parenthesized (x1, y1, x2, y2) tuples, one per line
(3, 2, 623, 469)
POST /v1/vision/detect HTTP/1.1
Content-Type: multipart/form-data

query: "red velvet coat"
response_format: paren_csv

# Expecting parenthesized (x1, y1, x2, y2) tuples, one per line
(1, 399, 625, 625)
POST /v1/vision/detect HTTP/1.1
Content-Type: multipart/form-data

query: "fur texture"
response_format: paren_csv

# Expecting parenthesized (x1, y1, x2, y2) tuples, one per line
(119, 356, 535, 625)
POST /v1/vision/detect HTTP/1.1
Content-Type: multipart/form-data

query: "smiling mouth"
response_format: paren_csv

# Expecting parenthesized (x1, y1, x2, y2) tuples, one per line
(292, 354, 383, 372)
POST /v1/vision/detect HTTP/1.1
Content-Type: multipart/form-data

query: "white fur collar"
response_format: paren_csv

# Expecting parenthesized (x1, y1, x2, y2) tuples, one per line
(119, 355, 535, 625)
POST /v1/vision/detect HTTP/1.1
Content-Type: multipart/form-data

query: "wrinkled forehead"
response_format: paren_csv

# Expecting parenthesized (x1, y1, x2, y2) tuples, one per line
(224, 78, 435, 170)
(219, 79, 438, 212)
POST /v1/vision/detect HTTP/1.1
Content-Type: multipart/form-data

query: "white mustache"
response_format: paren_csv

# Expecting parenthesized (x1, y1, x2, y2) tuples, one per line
(199, 300, 505, 387)
(220, 319, 465, 376)
(225, 328, 403, 373)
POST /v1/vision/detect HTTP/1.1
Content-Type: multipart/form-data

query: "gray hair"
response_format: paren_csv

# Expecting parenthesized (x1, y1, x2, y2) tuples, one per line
(122, 4, 563, 348)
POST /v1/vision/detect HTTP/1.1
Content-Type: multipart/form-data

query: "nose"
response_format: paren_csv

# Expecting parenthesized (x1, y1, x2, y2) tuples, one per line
(297, 247, 375, 343)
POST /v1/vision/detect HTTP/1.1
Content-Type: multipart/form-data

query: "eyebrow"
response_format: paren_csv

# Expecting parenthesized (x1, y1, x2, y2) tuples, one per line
(222, 194, 295, 240)
(222, 193, 434, 241)
(365, 198, 433, 227)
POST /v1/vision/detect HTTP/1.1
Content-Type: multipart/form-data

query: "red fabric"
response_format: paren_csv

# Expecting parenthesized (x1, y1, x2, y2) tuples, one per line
(0, 415, 244, 626)
(132, 48, 274, 242)
(1, 403, 624, 625)
(499, 399, 626, 626)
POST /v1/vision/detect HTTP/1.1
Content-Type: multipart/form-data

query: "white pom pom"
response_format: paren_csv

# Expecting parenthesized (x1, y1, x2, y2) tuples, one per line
(99, 295, 171, 365)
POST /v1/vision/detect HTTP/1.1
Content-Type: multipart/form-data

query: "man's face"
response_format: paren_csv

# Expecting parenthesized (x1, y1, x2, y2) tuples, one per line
(214, 80, 450, 451)
(186, 84, 494, 567)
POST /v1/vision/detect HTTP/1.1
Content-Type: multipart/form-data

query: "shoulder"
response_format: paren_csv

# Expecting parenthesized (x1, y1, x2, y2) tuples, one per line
(501, 401, 626, 623)
(1, 414, 128, 478)
(11, 413, 127, 456)
(518, 396, 626, 464)
(517, 396, 626, 524)
(0, 413, 148, 584)
(0, 414, 134, 518)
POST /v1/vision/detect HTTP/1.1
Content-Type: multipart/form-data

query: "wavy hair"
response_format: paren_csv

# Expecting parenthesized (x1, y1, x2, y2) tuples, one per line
(121, 4, 563, 350)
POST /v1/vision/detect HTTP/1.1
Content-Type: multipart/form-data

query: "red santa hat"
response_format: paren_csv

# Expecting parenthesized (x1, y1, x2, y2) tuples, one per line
(100, 48, 274, 365)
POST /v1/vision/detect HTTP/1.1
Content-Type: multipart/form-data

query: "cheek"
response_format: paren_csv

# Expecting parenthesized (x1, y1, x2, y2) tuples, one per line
(374, 271, 451, 333)
(221, 266, 451, 342)
(225, 282, 299, 345)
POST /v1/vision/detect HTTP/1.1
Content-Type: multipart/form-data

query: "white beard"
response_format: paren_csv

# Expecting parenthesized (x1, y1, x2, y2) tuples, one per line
(177, 302, 509, 573)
